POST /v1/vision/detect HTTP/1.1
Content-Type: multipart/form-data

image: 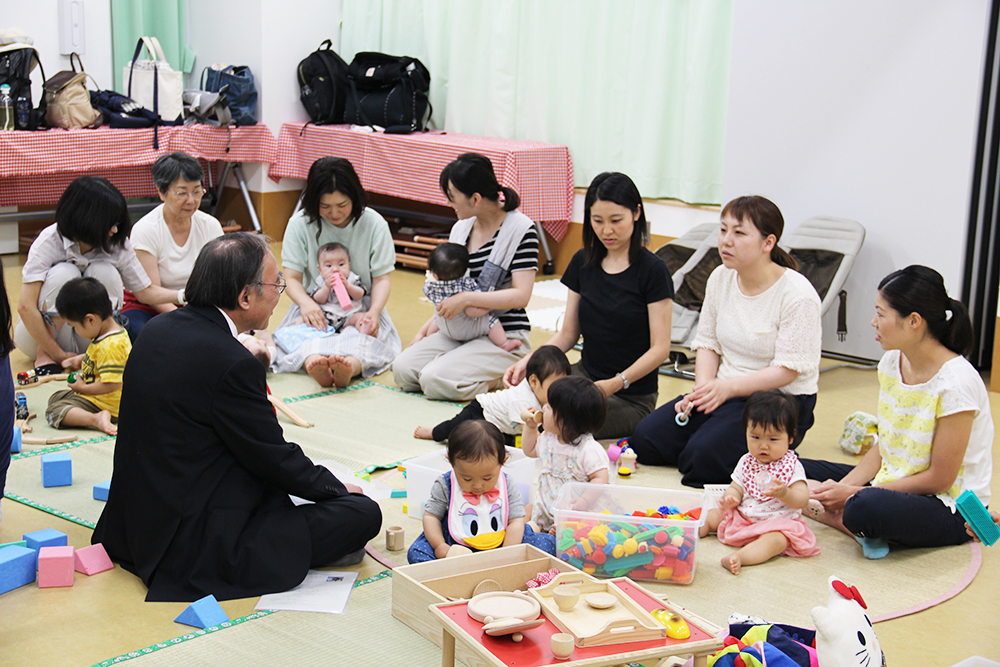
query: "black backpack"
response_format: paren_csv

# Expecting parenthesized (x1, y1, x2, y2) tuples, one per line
(345, 51, 431, 133)
(0, 43, 47, 130)
(297, 40, 351, 125)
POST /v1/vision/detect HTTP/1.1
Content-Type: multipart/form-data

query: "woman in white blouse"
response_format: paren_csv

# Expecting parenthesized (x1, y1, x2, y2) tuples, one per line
(121, 152, 224, 340)
(629, 196, 822, 487)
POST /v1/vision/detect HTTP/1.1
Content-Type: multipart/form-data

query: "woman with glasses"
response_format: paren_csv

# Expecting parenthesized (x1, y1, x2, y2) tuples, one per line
(121, 152, 225, 340)
(14, 176, 182, 373)
(270, 157, 401, 388)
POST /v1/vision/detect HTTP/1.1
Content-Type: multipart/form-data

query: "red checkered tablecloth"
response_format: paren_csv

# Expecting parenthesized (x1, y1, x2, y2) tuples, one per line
(0, 125, 278, 207)
(270, 123, 574, 241)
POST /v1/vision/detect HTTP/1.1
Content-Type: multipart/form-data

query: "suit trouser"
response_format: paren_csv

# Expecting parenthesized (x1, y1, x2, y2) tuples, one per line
(299, 493, 382, 567)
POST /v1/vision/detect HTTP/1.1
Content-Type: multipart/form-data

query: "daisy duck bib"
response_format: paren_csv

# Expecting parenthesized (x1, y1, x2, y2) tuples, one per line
(447, 471, 509, 550)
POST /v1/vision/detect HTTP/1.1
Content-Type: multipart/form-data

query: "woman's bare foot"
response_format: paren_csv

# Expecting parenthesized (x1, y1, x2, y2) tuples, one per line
(328, 355, 354, 388)
(721, 553, 742, 575)
(96, 410, 118, 436)
(414, 425, 434, 440)
(305, 355, 335, 387)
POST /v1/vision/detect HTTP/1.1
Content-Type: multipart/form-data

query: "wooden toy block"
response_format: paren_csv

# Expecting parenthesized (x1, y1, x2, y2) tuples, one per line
(0, 545, 37, 594)
(41, 452, 72, 487)
(38, 546, 75, 588)
(93, 480, 111, 501)
(74, 544, 114, 575)
(175, 594, 229, 629)
(23, 528, 68, 551)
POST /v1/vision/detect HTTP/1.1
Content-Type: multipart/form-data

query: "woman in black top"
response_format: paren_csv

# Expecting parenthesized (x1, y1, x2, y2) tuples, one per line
(504, 172, 673, 439)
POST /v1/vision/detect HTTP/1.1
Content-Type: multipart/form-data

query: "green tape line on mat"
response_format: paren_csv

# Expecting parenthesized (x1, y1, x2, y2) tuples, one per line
(281, 380, 375, 403)
(3, 491, 96, 529)
(366, 380, 466, 408)
(89, 570, 392, 667)
(12, 434, 115, 460)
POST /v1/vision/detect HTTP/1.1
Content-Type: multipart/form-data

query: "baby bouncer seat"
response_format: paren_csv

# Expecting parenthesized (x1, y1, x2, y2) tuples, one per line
(655, 216, 866, 378)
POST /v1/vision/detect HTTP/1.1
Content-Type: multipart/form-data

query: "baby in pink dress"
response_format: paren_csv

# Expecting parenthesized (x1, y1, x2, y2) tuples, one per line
(700, 390, 819, 574)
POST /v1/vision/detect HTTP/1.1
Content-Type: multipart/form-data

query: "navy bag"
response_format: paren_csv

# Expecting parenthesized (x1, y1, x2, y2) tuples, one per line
(201, 65, 257, 126)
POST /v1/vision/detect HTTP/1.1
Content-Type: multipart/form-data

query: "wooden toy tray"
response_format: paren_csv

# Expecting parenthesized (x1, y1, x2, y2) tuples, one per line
(526, 572, 667, 647)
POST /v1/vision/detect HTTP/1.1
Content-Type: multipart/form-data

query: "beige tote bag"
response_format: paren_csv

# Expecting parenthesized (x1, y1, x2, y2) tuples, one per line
(122, 36, 183, 122)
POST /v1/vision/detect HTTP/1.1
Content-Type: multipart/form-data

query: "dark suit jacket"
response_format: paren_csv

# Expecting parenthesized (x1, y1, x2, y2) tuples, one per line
(93, 306, 349, 601)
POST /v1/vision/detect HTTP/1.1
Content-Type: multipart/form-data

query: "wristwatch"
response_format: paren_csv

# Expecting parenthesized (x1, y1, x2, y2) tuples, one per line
(616, 372, 630, 390)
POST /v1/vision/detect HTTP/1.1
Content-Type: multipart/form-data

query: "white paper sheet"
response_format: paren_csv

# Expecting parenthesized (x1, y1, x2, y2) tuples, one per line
(254, 570, 359, 614)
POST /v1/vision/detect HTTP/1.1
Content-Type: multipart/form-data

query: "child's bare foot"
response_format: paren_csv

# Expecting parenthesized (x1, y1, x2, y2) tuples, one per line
(721, 553, 742, 575)
(414, 425, 434, 440)
(305, 355, 335, 387)
(95, 411, 117, 436)
(499, 339, 522, 352)
(328, 355, 354, 388)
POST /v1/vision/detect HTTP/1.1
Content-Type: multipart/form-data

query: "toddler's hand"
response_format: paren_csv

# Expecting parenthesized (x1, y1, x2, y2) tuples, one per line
(763, 479, 787, 498)
(966, 511, 1000, 542)
(718, 495, 739, 511)
(569, 497, 590, 511)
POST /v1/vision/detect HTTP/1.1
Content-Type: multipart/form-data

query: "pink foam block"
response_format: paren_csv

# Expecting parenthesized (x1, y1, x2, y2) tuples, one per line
(331, 272, 353, 310)
(38, 546, 75, 588)
(74, 543, 113, 576)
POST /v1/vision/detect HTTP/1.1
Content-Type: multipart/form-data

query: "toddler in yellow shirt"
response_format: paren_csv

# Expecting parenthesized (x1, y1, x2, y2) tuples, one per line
(46, 277, 131, 436)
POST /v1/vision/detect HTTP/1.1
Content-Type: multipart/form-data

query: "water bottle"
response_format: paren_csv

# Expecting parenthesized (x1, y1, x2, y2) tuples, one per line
(0, 84, 13, 131)
(15, 94, 30, 129)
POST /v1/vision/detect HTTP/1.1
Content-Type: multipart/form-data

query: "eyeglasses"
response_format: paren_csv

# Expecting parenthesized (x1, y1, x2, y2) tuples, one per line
(256, 276, 287, 294)
(170, 186, 205, 200)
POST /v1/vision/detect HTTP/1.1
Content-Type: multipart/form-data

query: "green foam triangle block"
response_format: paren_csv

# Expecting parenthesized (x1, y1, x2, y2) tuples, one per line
(174, 594, 229, 629)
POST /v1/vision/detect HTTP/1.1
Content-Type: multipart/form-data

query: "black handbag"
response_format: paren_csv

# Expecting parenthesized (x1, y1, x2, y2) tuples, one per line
(297, 40, 352, 125)
(0, 42, 47, 130)
(344, 52, 431, 133)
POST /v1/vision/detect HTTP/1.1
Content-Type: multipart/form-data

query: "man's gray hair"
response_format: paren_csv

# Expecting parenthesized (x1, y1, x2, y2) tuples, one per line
(185, 233, 271, 309)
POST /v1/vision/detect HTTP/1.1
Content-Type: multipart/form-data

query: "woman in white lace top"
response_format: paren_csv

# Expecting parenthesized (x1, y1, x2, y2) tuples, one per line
(629, 196, 822, 486)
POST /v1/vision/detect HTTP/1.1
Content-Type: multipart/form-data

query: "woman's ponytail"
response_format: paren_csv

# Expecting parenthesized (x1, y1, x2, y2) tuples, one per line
(499, 186, 520, 212)
(771, 246, 798, 271)
(943, 298, 975, 358)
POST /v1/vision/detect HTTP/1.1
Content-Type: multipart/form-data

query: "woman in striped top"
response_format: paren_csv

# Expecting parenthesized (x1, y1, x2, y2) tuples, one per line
(393, 153, 538, 401)
(803, 266, 993, 558)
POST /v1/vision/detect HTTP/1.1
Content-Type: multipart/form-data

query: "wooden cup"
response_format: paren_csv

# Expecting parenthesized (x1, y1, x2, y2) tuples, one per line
(386, 525, 405, 551)
(552, 585, 580, 612)
(551, 633, 574, 660)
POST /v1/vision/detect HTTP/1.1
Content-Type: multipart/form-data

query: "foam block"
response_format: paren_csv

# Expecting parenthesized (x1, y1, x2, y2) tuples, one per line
(0, 540, 27, 550)
(11, 427, 21, 453)
(74, 544, 114, 575)
(0, 545, 37, 594)
(37, 546, 74, 587)
(93, 480, 111, 501)
(23, 528, 68, 551)
(175, 594, 229, 629)
(41, 453, 72, 487)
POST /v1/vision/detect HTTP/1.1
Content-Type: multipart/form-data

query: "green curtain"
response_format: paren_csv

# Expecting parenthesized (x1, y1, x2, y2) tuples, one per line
(110, 0, 195, 92)
(342, 0, 733, 204)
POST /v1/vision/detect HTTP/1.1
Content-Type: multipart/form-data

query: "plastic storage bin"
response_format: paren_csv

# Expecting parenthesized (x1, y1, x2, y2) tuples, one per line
(553, 483, 705, 584)
(404, 447, 536, 519)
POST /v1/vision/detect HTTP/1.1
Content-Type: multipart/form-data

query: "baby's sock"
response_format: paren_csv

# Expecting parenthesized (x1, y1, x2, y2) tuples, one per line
(856, 536, 889, 559)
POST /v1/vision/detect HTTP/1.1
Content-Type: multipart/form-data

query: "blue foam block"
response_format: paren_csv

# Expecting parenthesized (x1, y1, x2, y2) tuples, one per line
(93, 480, 111, 501)
(174, 594, 229, 629)
(23, 528, 68, 551)
(11, 427, 21, 453)
(0, 546, 38, 594)
(41, 452, 73, 487)
(390, 489, 406, 498)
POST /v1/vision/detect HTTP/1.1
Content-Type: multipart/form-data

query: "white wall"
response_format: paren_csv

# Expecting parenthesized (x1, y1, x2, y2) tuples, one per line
(723, 1, 990, 360)
(5, 0, 115, 96)
(185, 0, 343, 192)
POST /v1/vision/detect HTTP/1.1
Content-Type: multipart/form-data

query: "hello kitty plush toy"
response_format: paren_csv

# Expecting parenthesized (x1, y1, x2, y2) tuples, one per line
(811, 576, 885, 667)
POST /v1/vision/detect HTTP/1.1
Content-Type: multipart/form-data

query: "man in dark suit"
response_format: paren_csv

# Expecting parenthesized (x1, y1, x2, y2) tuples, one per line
(93, 233, 381, 602)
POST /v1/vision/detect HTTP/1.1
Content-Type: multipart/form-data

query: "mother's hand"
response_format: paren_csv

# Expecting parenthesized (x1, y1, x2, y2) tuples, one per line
(435, 292, 469, 320)
(810, 480, 862, 513)
(299, 300, 328, 331)
(688, 378, 734, 414)
(504, 355, 529, 388)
